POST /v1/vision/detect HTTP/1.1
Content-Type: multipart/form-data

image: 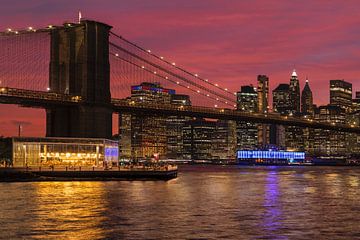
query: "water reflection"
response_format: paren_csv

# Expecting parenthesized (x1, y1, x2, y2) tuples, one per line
(262, 170, 284, 238)
(0, 166, 360, 239)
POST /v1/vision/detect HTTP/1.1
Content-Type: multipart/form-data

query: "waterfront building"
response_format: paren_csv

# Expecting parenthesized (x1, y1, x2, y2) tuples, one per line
(257, 75, 270, 147)
(183, 118, 236, 161)
(167, 94, 191, 159)
(118, 113, 132, 160)
(330, 80, 352, 113)
(212, 120, 237, 161)
(183, 118, 216, 160)
(119, 82, 173, 160)
(12, 137, 119, 167)
(237, 149, 305, 165)
(289, 69, 301, 113)
(236, 85, 258, 150)
(310, 105, 347, 158)
(301, 77, 314, 115)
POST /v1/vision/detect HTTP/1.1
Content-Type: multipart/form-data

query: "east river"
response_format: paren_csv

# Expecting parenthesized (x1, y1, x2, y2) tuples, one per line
(0, 165, 359, 239)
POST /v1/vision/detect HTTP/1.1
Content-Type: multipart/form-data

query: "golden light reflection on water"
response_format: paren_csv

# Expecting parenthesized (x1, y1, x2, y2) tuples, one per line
(31, 182, 108, 240)
(1, 166, 360, 239)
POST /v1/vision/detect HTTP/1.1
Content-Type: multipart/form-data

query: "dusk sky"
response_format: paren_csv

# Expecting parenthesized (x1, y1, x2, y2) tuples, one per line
(1, 0, 360, 136)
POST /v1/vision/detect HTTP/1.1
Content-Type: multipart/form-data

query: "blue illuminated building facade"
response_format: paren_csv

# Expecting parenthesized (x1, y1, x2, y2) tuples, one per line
(237, 150, 305, 165)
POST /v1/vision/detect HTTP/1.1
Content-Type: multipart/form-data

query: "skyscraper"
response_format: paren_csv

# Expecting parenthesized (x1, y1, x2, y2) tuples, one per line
(310, 105, 347, 159)
(273, 80, 303, 151)
(167, 94, 191, 159)
(330, 80, 352, 112)
(289, 69, 301, 113)
(273, 83, 291, 114)
(183, 118, 216, 160)
(257, 75, 269, 113)
(119, 82, 174, 160)
(301, 77, 314, 115)
(257, 75, 270, 147)
(236, 85, 258, 150)
(237, 85, 258, 111)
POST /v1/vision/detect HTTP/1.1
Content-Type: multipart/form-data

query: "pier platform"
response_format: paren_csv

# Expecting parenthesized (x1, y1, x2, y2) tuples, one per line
(0, 165, 178, 182)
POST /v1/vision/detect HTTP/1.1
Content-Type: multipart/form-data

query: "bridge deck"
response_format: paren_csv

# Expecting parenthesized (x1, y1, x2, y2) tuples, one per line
(1, 87, 359, 133)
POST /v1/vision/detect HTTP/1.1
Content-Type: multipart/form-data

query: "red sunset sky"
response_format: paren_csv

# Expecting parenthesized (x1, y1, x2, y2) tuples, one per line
(1, 0, 360, 137)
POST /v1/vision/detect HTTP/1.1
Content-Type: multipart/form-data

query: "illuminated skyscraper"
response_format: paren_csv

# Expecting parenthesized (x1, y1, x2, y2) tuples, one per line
(330, 79, 352, 112)
(236, 85, 258, 150)
(310, 105, 347, 159)
(257, 75, 269, 113)
(257, 75, 270, 147)
(301, 77, 314, 115)
(289, 69, 301, 113)
(119, 82, 174, 160)
(183, 118, 216, 160)
(167, 94, 191, 159)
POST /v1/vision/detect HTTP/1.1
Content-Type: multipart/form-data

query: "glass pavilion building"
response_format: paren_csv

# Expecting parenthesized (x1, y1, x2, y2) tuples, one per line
(12, 137, 119, 168)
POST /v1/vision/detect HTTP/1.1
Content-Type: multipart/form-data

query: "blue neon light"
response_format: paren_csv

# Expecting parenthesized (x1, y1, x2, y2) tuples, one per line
(237, 150, 305, 160)
(105, 147, 119, 158)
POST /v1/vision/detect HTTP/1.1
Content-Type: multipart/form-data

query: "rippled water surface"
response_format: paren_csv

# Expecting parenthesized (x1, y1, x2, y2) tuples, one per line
(0, 165, 360, 239)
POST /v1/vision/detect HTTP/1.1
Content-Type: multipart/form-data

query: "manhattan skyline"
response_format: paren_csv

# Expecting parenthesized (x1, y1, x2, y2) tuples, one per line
(1, 0, 360, 136)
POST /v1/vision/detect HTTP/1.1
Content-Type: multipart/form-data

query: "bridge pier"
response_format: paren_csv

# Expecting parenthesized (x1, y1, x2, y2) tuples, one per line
(46, 20, 112, 138)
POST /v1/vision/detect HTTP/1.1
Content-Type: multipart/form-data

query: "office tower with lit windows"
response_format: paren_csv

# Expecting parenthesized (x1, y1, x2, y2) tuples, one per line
(257, 75, 269, 113)
(167, 94, 191, 159)
(212, 120, 237, 161)
(119, 82, 174, 160)
(353, 91, 360, 112)
(330, 80, 352, 112)
(289, 69, 301, 113)
(236, 85, 258, 150)
(301, 77, 314, 115)
(257, 75, 270, 147)
(183, 118, 216, 160)
(273, 81, 303, 150)
(310, 105, 347, 159)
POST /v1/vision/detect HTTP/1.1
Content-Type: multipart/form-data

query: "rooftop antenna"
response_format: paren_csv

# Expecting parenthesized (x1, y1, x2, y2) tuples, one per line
(78, 11, 82, 23)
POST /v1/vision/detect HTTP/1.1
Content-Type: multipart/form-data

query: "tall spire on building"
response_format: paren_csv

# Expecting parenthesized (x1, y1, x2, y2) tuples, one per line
(289, 69, 300, 113)
(301, 76, 314, 115)
(78, 11, 82, 23)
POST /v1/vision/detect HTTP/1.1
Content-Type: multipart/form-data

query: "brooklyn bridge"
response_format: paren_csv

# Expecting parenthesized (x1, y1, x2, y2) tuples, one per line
(0, 19, 359, 138)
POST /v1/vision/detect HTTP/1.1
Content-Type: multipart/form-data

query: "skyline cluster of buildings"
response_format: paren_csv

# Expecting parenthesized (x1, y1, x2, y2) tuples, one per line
(239, 71, 360, 160)
(117, 71, 360, 161)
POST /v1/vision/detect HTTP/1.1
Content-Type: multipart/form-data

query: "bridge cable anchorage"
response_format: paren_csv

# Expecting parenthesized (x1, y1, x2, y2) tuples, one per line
(110, 52, 234, 107)
(109, 42, 236, 105)
(110, 31, 236, 97)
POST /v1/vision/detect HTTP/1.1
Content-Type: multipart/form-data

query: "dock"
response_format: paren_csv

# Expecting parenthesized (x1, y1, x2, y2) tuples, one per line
(0, 165, 178, 182)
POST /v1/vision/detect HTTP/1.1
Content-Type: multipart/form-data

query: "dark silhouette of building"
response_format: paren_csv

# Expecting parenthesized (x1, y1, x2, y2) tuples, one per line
(301, 77, 314, 115)
(46, 20, 112, 138)
(273, 83, 291, 114)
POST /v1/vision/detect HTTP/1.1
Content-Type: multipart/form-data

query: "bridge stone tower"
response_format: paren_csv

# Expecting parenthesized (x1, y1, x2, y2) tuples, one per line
(46, 20, 112, 138)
